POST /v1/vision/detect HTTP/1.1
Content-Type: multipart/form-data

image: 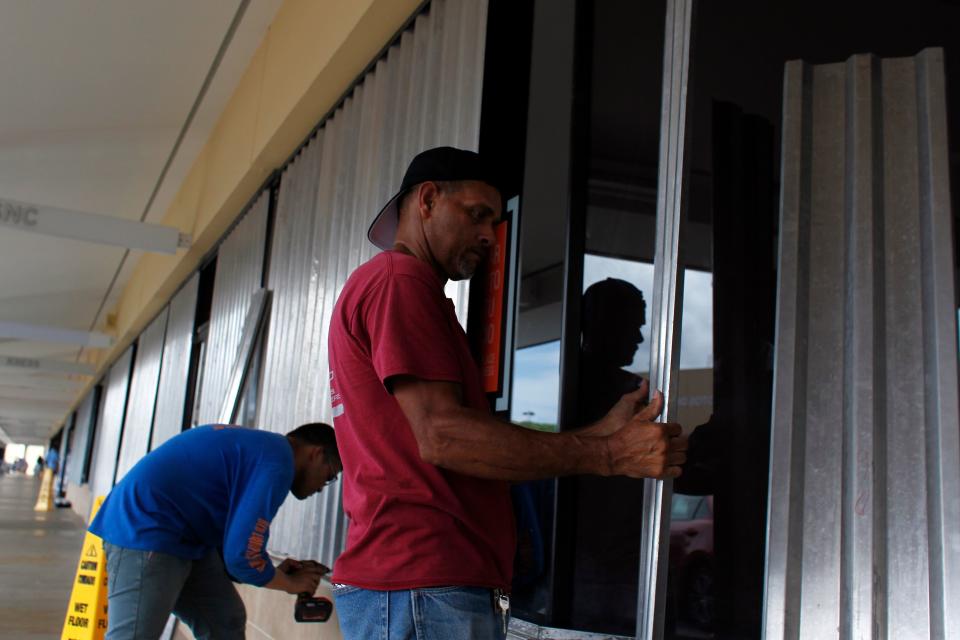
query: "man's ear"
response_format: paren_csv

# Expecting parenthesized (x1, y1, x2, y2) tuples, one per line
(417, 182, 440, 219)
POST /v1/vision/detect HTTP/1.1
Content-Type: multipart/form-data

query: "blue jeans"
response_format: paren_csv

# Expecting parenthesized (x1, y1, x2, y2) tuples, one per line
(333, 585, 507, 640)
(103, 543, 246, 639)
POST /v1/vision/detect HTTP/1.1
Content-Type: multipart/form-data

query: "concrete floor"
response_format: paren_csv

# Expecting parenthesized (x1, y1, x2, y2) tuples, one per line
(0, 472, 87, 640)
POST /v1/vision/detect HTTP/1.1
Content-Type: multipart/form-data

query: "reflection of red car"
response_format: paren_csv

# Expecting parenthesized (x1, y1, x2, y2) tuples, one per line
(669, 494, 714, 630)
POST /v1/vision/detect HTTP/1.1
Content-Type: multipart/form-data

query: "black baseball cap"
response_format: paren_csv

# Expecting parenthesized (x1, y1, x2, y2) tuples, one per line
(367, 146, 502, 250)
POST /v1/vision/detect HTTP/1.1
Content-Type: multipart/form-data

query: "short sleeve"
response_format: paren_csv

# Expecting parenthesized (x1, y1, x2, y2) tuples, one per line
(360, 272, 462, 389)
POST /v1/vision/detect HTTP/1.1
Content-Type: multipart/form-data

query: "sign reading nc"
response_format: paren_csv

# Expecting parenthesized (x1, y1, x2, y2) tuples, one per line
(0, 199, 39, 227)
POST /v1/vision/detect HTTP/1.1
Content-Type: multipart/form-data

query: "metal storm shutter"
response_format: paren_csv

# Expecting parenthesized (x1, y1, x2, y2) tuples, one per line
(765, 49, 960, 640)
(195, 192, 269, 425)
(151, 273, 199, 449)
(260, 0, 489, 565)
(66, 389, 98, 485)
(87, 346, 134, 502)
(114, 308, 168, 482)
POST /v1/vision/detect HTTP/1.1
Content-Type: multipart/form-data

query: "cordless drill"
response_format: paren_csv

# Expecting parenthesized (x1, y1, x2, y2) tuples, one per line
(292, 560, 333, 623)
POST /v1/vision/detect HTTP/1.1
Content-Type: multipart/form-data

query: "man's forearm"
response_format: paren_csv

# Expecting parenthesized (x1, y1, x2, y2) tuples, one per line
(416, 406, 610, 481)
(394, 378, 682, 481)
(264, 560, 325, 594)
(263, 567, 294, 593)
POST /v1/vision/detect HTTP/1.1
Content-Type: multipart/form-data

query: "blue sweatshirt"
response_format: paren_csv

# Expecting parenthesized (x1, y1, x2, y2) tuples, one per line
(89, 425, 293, 586)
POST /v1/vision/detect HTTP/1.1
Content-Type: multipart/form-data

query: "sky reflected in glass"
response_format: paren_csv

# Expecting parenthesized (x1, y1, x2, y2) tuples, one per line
(583, 254, 713, 372)
(509, 255, 714, 428)
(511, 340, 561, 427)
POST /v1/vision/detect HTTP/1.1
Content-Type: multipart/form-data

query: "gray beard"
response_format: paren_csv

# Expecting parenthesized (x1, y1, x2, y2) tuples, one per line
(450, 256, 477, 281)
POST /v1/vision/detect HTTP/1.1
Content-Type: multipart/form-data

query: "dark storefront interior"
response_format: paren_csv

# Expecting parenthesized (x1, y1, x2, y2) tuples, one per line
(478, 0, 959, 638)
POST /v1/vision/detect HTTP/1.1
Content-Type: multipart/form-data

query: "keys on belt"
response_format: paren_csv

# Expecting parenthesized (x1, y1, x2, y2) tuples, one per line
(493, 588, 510, 635)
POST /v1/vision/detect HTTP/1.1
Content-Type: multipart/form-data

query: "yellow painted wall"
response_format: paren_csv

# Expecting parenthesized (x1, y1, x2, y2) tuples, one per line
(79, 0, 422, 395)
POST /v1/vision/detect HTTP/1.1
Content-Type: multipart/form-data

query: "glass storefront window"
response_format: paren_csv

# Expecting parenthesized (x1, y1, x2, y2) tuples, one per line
(564, 0, 668, 633)
(511, 341, 561, 431)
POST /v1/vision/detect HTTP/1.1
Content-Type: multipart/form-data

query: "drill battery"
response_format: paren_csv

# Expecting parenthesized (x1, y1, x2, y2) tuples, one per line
(294, 592, 333, 623)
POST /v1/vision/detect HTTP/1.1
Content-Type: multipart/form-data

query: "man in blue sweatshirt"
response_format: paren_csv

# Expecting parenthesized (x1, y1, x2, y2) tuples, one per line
(89, 423, 341, 640)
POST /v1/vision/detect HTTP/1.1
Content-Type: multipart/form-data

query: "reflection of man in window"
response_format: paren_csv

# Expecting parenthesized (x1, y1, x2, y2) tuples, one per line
(573, 277, 648, 634)
(580, 278, 647, 424)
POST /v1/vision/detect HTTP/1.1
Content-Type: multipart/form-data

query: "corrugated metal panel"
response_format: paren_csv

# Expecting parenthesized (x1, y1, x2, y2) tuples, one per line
(151, 273, 199, 448)
(764, 49, 960, 640)
(196, 192, 269, 425)
(114, 307, 169, 483)
(259, 0, 488, 564)
(57, 412, 75, 493)
(66, 389, 98, 485)
(87, 346, 134, 501)
(59, 413, 73, 464)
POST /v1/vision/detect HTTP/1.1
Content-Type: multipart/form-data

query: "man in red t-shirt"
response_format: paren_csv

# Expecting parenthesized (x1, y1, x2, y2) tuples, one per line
(328, 147, 687, 639)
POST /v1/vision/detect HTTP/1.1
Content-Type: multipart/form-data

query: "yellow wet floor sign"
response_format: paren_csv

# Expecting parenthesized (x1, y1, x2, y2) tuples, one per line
(34, 467, 54, 511)
(62, 496, 108, 640)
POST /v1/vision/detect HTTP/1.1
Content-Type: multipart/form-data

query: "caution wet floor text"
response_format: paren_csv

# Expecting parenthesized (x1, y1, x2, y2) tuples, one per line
(62, 496, 108, 640)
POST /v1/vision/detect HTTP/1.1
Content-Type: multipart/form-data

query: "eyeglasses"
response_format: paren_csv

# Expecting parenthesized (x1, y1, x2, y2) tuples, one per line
(323, 462, 342, 488)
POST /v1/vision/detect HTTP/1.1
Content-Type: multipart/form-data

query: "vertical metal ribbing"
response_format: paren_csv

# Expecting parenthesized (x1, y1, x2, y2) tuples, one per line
(66, 389, 98, 485)
(765, 48, 958, 640)
(87, 346, 134, 502)
(881, 54, 931, 639)
(151, 273, 199, 449)
(796, 61, 847, 640)
(764, 58, 811, 640)
(841, 53, 882, 640)
(635, 0, 693, 637)
(114, 307, 170, 483)
(196, 191, 270, 425)
(259, 0, 488, 567)
(915, 48, 960, 640)
(260, 122, 325, 558)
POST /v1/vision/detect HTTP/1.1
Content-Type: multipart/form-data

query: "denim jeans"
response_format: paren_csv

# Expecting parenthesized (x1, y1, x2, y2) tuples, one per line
(103, 543, 246, 640)
(333, 584, 507, 640)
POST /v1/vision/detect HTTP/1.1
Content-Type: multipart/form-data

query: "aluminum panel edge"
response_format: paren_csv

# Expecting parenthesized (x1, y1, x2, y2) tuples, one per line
(197, 192, 270, 425)
(914, 47, 960, 640)
(763, 58, 810, 640)
(636, 0, 693, 637)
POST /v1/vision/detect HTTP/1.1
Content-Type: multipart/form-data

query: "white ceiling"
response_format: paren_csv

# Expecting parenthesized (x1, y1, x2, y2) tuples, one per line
(0, 0, 284, 445)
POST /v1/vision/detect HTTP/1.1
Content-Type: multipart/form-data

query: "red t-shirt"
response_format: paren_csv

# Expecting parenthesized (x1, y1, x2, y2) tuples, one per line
(328, 251, 515, 590)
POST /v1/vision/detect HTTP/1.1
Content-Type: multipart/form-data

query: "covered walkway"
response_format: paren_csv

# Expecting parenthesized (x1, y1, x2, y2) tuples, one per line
(0, 473, 87, 640)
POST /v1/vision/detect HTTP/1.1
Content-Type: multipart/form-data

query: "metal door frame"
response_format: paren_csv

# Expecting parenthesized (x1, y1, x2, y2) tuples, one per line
(635, 0, 695, 637)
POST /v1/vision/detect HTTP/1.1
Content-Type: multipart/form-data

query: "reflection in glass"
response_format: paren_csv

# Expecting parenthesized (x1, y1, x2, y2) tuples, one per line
(571, 261, 649, 634)
(579, 276, 646, 426)
(565, 0, 668, 631)
(584, 255, 653, 374)
(511, 341, 561, 430)
(570, 255, 714, 636)
(584, 255, 714, 376)
(669, 495, 715, 633)
(510, 340, 560, 620)
(505, 0, 577, 618)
